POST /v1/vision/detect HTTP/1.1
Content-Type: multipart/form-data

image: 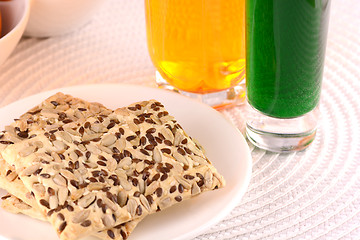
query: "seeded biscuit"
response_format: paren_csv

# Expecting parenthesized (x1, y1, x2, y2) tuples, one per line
(0, 93, 138, 239)
(1, 194, 140, 240)
(0, 95, 225, 240)
(1, 194, 46, 221)
(0, 157, 140, 240)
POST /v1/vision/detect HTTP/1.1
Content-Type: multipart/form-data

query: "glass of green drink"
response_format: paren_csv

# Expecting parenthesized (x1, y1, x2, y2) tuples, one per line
(245, 0, 331, 152)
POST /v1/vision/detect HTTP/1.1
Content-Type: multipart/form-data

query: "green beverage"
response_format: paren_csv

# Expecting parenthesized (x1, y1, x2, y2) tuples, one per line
(246, 0, 331, 118)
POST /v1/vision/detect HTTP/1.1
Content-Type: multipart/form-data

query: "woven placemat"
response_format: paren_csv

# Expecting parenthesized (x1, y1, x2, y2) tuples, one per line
(0, 0, 359, 239)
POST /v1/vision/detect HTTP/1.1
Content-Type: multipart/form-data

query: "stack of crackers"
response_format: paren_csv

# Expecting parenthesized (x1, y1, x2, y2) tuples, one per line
(0, 93, 225, 240)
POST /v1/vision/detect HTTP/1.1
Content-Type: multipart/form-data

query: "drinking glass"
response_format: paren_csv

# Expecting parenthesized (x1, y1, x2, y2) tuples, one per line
(245, 0, 331, 152)
(145, 0, 246, 109)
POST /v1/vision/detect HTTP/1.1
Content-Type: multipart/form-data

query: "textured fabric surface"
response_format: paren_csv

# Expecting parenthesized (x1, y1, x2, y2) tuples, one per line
(0, 0, 360, 239)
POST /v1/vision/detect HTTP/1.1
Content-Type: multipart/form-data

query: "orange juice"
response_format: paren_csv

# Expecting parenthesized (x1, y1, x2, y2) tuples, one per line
(145, 0, 245, 94)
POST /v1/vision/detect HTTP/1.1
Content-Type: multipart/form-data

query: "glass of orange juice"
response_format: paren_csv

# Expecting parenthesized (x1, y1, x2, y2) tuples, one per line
(145, 0, 245, 109)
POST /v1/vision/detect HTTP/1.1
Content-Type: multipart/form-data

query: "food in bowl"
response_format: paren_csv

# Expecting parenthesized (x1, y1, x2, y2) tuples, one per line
(0, 0, 12, 37)
(0, 0, 30, 66)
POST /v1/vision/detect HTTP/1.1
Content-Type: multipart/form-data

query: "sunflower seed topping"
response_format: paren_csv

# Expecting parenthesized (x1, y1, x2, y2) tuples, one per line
(0, 95, 225, 240)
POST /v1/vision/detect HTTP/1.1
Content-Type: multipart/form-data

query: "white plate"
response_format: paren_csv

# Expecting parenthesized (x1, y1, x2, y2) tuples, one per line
(0, 84, 252, 240)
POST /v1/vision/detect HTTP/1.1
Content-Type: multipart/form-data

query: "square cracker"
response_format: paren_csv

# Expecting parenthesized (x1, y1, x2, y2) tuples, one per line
(0, 193, 140, 240)
(0, 156, 140, 240)
(0, 93, 138, 239)
(0, 93, 225, 240)
(0, 93, 139, 239)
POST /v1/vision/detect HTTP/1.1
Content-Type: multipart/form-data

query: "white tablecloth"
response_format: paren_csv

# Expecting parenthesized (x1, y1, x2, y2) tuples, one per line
(1, 0, 360, 239)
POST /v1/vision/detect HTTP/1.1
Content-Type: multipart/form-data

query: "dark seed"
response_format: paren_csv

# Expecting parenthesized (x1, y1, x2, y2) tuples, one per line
(135, 104, 142, 110)
(81, 220, 92, 227)
(120, 230, 127, 239)
(112, 147, 120, 154)
(0, 140, 14, 145)
(99, 176, 105, 183)
(146, 128, 156, 134)
(152, 173, 160, 182)
(140, 136, 147, 146)
(1, 195, 11, 200)
(89, 177, 98, 182)
(142, 171, 150, 181)
(170, 186, 177, 193)
(146, 195, 154, 205)
(144, 144, 155, 151)
(178, 184, 184, 193)
(28, 109, 41, 115)
(158, 133, 165, 140)
(160, 173, 168, 181)
(146, 133, 154, 141)
(184, 174, 195, 180)
(165, 163, 173, 169)
(196, 173, 204, 179)
(67, 205, 74, 212)
(126, 135, 137, 141)
(164, 140, 172, 146)
(140, 149, 150, 156)
(197, 180, 205, 187)
(33, 168, 42, 175)
(97, 161, 106, 166)
(92, 171, 101, 177)
(115, 132, 121, 139)
(40, 173, 50, 178)
(62, 119, 73, 124)
(132, 178, 139, 186)
(97, 199, 103, 208)
(177, 148, 186, 155)
(55, 205, 62, 212)
(51, 101, 59, 106)
(70, 180, 79, 189)
(155, 137, 163, 144)
(136, 205, 143, 216)
(107, 230, 115, 239)
(184, 147, 192, 154)
(17, 131, 29, 138)
(123, 150, 132, 158)
(59, 221, 67, 232)
(175, 196, 182, 202)
(145, 119, 155, 124)
(75, 150, 83, 157)
(48, 187, 55, 196)
(40, 199, 50, 209)
(155, 188, 163, 197)
(107, 122, 116, 129)
(57, 213, 65, 221)
(101, 169, 108, 176)
(47, 209, 55, 217)
(79, 182, 89, 188)
(161, 148, 171, 154)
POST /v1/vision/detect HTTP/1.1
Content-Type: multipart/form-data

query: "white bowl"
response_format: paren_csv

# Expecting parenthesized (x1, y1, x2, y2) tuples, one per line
(24, 0, 106, 37)
(0, 0, 30, 66)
